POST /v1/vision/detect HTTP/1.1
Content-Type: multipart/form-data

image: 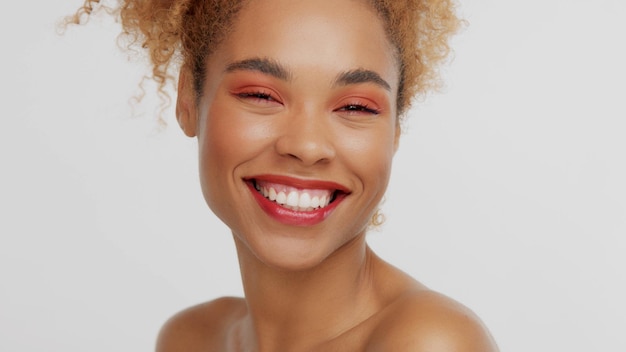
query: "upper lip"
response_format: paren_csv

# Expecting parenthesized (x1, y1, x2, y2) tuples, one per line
(244, 174, 351, 194)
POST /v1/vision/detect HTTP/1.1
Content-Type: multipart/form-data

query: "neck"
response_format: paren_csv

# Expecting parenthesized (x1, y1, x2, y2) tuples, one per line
(233, 233, 380, 350)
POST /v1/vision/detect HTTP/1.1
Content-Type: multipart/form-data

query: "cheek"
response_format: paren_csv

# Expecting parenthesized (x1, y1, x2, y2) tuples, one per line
(339, 123, 397, 192)
(197, 99, 272, 204)
(197, 102, 245, 213)
(200, 100, 261, 169)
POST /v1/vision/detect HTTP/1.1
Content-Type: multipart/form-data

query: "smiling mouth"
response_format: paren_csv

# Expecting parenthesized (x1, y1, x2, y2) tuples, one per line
(250, 179, 343, 212)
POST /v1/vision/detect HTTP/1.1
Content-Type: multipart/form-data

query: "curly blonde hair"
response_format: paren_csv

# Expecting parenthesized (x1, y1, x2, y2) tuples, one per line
(67, 0, 460, 117)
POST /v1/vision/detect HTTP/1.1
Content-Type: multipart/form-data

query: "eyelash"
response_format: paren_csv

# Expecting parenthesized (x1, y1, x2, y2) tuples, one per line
(236, 91, 380, 115)
(237, 91, 277, 102)
(338, 103, 380, 115)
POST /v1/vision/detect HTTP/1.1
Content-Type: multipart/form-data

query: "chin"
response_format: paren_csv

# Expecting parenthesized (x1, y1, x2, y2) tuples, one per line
(235, 226, 363, 272)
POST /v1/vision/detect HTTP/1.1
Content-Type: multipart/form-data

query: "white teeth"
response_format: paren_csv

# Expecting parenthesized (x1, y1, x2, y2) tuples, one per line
(286, 191, 299, 207)
(269, 188, 277, 201)
(256, 183, 335, 211)
(299, 192, 311, 209)
(276, 191, 287, 205)
(311, 196, 320, 208)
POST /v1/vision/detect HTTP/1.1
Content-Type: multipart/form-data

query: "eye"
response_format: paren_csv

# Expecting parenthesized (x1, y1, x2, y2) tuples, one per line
(235, 90, 281, 105)
(238, 91, 273, 101)
(337, 103, 381, 116)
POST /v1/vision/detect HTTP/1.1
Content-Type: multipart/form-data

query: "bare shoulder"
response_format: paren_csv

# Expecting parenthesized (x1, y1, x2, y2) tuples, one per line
(367, 289, 499, 352)
(156, 297, 246, 352)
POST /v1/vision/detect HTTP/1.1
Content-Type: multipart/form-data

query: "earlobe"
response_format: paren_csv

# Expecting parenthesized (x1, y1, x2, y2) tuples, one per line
(176, 67, 198, 137)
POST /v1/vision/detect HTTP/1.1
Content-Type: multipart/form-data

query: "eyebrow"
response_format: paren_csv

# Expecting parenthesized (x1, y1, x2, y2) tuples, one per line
(224, 58, 391, 91)
(334, 69, 391, 92)
(224, 57, 292, 81)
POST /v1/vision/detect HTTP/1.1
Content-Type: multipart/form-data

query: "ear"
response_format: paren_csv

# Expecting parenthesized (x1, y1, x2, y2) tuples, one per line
(176, 67, 198, 137)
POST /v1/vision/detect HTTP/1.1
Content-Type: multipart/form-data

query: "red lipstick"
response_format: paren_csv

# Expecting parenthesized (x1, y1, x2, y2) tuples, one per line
(245, 175, 349, 227)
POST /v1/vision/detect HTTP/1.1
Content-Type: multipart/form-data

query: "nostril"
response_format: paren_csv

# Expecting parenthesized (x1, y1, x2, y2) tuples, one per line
(275, 135, 335, 166)
(287, 153, 301, 161)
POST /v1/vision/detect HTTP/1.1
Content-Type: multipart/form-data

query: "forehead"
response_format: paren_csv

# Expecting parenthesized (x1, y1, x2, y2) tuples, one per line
(211, 0, 399, 88)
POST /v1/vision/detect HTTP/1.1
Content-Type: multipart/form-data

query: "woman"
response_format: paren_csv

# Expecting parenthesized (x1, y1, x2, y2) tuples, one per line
(70, 0, 499, 350)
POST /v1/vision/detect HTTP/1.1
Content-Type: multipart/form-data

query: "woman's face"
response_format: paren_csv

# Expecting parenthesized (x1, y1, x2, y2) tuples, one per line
(180, 0, 400, 270)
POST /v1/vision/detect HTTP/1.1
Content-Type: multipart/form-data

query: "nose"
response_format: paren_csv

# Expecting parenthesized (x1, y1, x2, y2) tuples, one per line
(274, 108, 336, 166)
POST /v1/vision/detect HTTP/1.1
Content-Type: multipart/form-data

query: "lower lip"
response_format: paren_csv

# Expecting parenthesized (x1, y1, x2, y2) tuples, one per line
(246, 182, 346, 227)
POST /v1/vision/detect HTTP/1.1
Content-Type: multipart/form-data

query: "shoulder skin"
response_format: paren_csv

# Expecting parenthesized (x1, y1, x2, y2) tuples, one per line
(156, 297, 245, 352)
(366, 289, 499, 352)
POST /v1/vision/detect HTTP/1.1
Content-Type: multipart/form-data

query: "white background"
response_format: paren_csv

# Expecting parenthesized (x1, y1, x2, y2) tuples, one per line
(1, 0, 625, 351)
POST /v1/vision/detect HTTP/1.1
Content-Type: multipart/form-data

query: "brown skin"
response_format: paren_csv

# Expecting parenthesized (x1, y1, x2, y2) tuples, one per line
(164, 0, 498, 351)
